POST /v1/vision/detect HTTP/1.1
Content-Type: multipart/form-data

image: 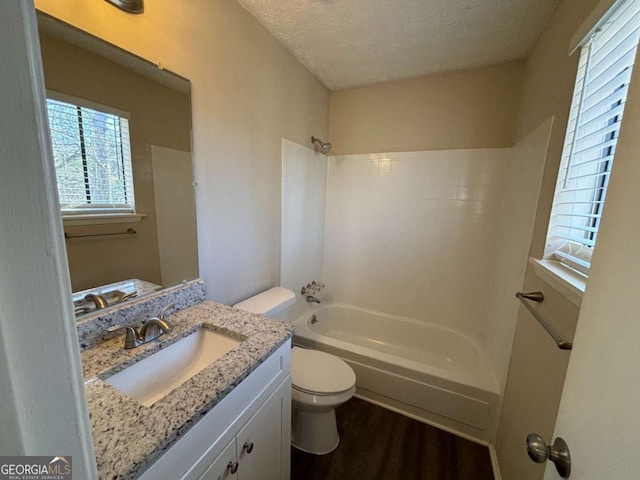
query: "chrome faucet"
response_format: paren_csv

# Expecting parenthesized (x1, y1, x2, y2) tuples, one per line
(85, 293, 108, 310)
(301, 281, 324, 304)
(301, 281, 324, 296)
(139, 317, 173, 343)
(107, 303, 175, 349)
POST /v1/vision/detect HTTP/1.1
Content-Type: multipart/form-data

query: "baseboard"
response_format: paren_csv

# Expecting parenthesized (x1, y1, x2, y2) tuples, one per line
(353, 392, 492, 448)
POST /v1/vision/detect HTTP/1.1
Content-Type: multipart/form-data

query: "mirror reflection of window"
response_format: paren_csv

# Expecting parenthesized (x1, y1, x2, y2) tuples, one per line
(38, 13, 198, 316)
(46, 94, 136, 216)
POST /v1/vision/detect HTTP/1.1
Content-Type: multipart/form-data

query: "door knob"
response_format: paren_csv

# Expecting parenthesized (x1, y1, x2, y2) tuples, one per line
(526, 433, 571, 478)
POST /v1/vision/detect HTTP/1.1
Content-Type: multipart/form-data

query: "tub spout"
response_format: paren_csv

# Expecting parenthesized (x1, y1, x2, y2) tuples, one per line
(306, 295, 321, 304)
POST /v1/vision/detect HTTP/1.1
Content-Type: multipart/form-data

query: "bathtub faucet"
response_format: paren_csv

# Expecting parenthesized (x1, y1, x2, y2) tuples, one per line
(302, 281, 324, 304)
(301, 280, 325, 297)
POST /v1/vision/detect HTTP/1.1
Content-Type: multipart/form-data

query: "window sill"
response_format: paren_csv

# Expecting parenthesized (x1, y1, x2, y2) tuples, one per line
(62, 213, 145, 226)
(529, 257, 585, 308)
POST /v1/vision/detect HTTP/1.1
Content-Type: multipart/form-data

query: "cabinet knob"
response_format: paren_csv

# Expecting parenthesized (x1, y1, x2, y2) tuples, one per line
(243, 441, 254, 454)
(227, 461, 239, 474)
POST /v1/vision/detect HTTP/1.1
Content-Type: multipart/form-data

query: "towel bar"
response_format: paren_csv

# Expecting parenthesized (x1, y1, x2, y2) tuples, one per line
(516, 292, 572, 350)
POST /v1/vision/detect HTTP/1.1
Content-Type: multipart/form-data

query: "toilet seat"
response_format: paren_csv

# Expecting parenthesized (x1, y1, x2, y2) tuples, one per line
(291, 347, 356, 396)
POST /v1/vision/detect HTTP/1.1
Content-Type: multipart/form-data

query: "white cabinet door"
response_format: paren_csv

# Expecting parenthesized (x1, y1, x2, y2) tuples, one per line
(236, 387, 284, 480)
(200, 439, 237, 480)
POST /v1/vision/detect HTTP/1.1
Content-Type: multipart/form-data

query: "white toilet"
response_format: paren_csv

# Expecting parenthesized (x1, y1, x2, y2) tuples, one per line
(234, 287, 356, 455)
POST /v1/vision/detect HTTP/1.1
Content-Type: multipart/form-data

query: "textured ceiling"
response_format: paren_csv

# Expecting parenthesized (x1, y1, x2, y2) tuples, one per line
(235, 0, 560, 90)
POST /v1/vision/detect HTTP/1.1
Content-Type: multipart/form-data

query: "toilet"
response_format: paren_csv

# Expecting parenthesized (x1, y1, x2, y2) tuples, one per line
(234, 287, 356, 454)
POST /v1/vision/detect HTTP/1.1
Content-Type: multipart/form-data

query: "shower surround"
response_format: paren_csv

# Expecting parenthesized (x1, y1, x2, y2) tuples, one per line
(282, 120, 549, 400)
(323, 149, 510, 341)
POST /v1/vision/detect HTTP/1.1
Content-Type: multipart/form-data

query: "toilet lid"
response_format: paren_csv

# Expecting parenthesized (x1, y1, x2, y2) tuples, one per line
(291, 347, 356, 395)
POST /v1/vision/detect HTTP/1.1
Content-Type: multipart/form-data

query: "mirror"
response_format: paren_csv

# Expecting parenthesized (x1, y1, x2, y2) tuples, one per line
(37, 13, 199, 319)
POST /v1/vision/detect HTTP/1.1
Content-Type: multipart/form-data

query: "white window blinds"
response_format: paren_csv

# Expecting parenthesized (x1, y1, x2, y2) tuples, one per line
(46, 95, 135, 215)
(546, 0, 640, 274)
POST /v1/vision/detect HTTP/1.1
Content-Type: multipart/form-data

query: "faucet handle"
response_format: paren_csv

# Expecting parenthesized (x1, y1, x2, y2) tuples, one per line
(302, 281, 325, 296)
(118, 290, 138, 303)
(156, 303, 176, 320)
(107, 325, 141, 349)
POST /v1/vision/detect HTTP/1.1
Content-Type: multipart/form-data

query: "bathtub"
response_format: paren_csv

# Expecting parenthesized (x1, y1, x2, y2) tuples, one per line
(292, 303, 500, 443)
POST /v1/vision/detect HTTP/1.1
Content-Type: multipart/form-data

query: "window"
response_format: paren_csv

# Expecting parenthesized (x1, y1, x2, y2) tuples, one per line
(46, 93, 135, 216)
(544, 0, 640, 279)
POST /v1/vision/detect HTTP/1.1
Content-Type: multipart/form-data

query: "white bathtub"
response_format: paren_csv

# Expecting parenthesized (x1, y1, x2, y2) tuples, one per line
(292, 303, 500, 443)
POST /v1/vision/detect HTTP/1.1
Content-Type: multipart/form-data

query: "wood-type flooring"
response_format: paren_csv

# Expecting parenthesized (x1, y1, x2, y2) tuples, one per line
(291, 398, 494, 480)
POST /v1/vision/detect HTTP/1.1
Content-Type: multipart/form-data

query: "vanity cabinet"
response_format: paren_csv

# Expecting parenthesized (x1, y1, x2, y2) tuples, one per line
(139, 340, 291, 480)
(200, 381, 285, 480)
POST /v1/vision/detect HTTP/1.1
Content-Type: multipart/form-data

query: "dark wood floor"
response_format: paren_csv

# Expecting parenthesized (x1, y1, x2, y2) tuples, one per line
(291, 398, 494, 480)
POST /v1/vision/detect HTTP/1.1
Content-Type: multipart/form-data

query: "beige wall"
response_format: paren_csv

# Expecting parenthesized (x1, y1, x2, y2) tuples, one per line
(36, 0, 330, 304)
(328, 61, 525, 155)
(495, 0, 600, 479)
(39, 32, 192, 292)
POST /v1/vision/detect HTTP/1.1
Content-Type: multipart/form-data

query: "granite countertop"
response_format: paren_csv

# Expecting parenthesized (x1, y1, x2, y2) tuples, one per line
(81, 301, 293, 479)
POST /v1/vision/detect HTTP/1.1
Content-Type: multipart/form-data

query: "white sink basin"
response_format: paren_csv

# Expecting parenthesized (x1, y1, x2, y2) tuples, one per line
(106, 328, 243, 406)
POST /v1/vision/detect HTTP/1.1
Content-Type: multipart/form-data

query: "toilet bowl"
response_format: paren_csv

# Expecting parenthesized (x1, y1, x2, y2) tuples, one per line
(234, 287, 356, 455)
(290, 346, 356, 454)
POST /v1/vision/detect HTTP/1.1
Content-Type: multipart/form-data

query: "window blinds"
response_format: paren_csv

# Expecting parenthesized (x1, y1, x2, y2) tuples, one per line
(46, 97, 135, 215)
(547, 0, 640, 273)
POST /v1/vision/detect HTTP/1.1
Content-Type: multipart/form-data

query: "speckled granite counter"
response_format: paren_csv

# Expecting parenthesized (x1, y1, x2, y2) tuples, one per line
(81, 301, 293, 479)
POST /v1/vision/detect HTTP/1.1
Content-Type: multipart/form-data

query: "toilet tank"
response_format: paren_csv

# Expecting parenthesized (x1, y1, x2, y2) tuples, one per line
(233, 287, 296, 317)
